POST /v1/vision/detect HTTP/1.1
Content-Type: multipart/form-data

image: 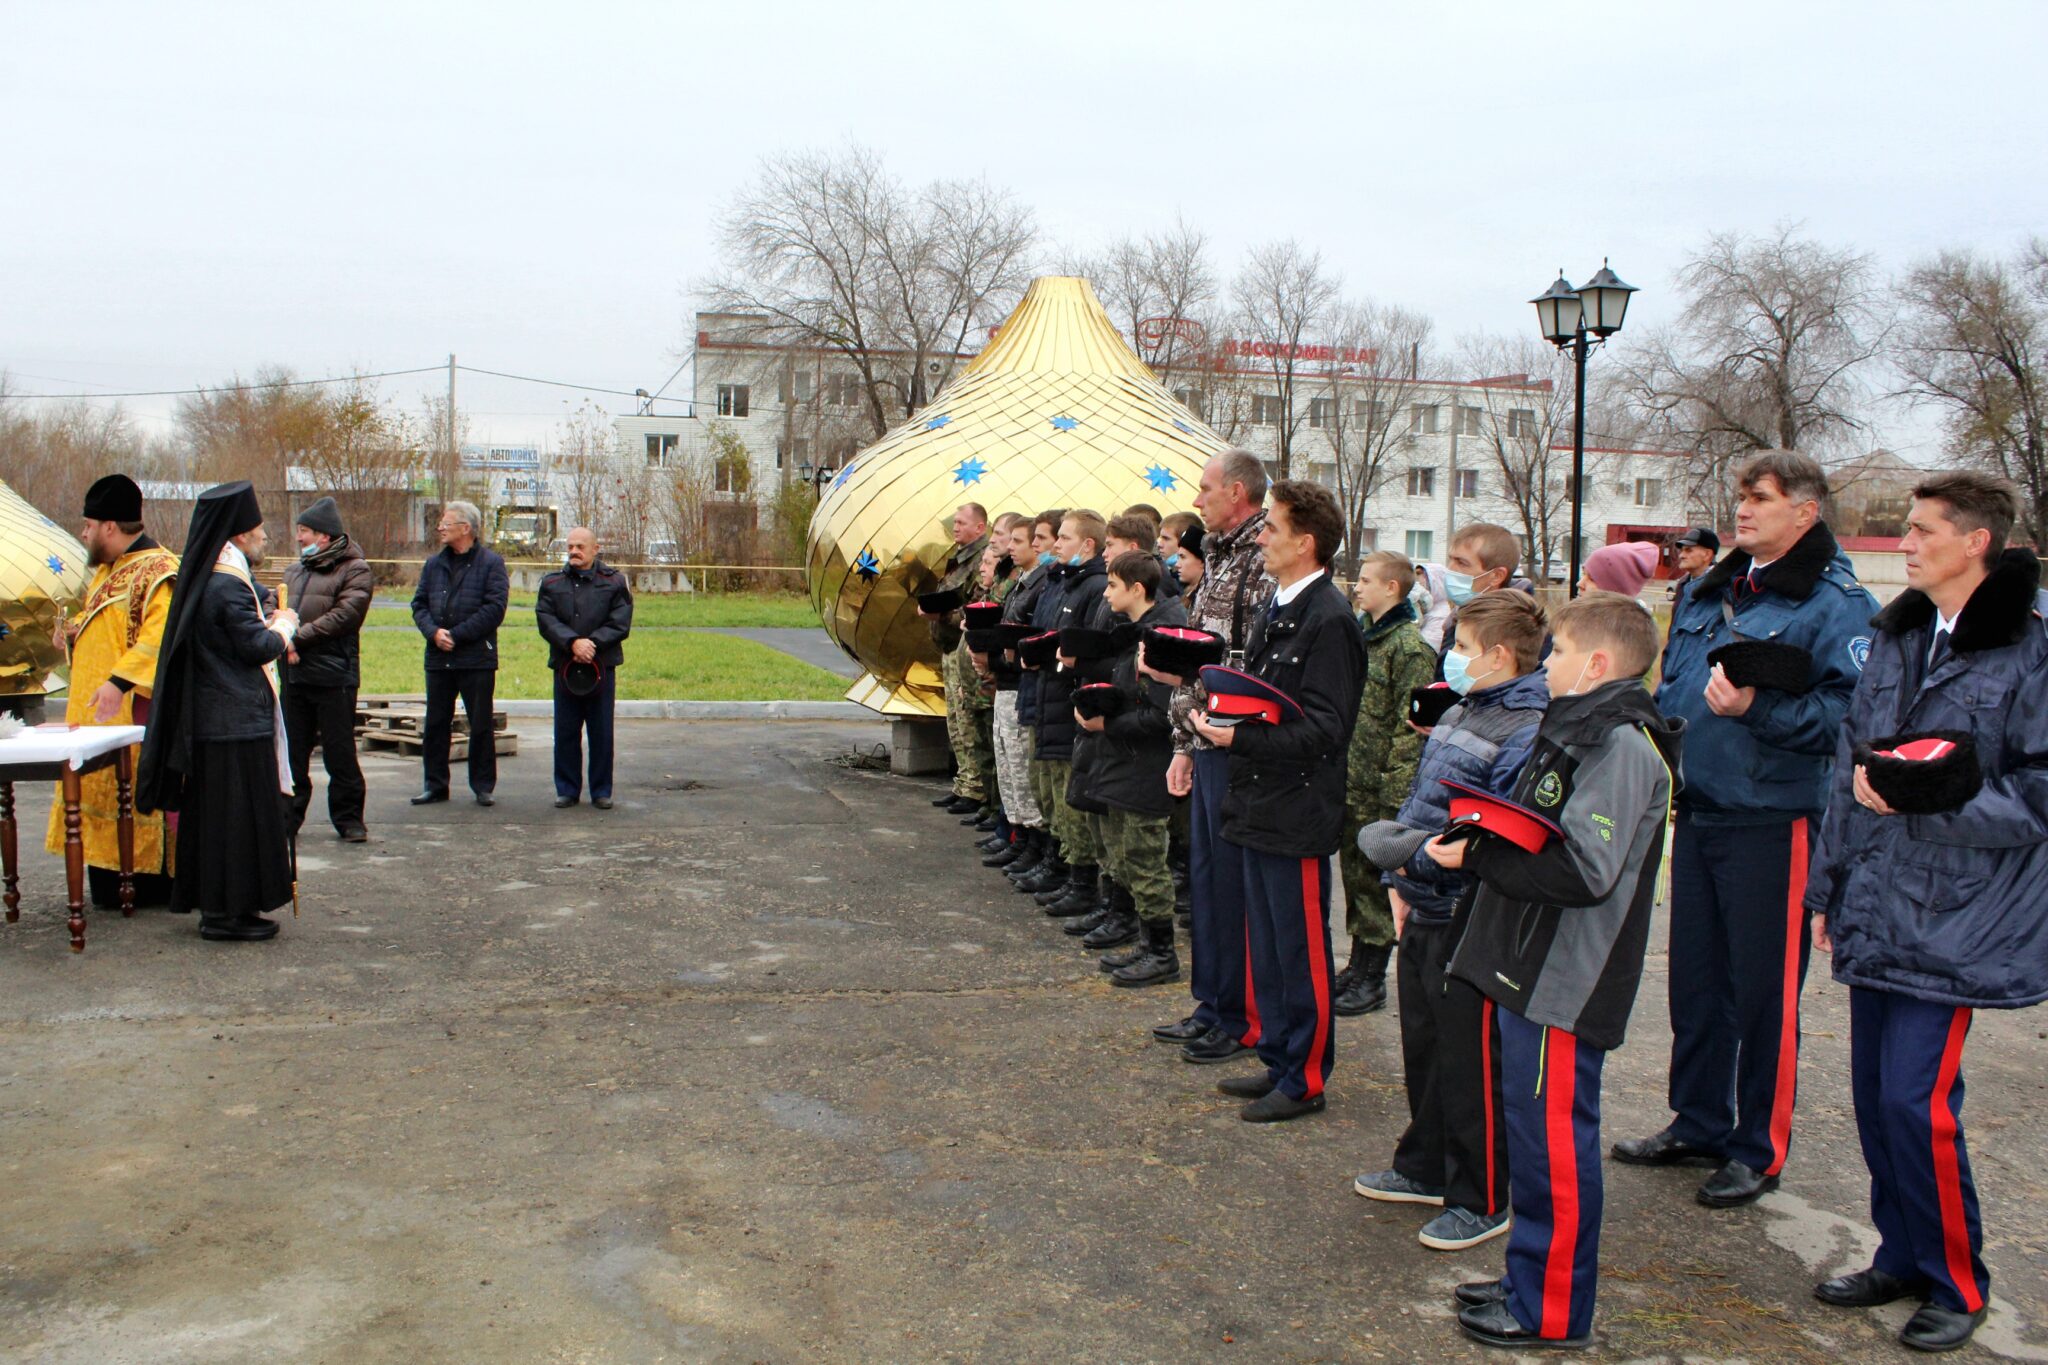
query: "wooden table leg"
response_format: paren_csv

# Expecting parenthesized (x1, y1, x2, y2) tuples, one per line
(62, 768, 86, 952)
(1, 779, 18, 923)
(116, 748, 136, 917)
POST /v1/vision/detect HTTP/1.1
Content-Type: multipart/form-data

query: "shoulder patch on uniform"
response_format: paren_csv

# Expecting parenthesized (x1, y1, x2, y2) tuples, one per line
(1848, 636, 1871, 671)
(1534, 770, 1564, 808)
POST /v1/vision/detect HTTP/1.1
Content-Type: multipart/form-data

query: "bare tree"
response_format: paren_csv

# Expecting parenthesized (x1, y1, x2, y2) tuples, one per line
(1064, 218, 1221, 378)
(1231, 240, 1340, 478)
(0, 380, 151, 525)
(1311, 300, 1433, 571)
(1895, 241, 2048, 542)
(553, 400, 635, 552)
(1458, 334, 1617, 577)
(702, 145, 1037, 439)
(1616, 224, 1891, 516)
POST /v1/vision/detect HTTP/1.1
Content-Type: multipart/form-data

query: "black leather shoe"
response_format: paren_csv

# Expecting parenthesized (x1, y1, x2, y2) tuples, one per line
(338, 825, 368, 843)
(1240, 1090, 1324, 1123)
(410, 790, 448, 805)
(592, 797, 612, 810)
(1217, 1074, 1275, 1099)
(1456, 1279, 1508, 1308)
(555, 796, 579, 808)
(1152, 1016, 1206, 1044)
(474, 792, 495, 807)
(931, 791, 960, 807)
(1899, 1303, 1986, 1352)
(200, 917, 280, 942)
(1457, 1298, 1586, 1349)
(943, 795, 980, 815)
(1814, 1267, 1931, 1308)
(1180, 1029, 1249, 1065)
(1611, 1126, 1724, 1167)
(1697, 1159, 1779, 1208)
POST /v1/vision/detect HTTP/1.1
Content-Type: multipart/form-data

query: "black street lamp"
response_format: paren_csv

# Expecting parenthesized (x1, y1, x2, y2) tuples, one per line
(1532, 261, 1637, 594)
(795, 461, 836, 497)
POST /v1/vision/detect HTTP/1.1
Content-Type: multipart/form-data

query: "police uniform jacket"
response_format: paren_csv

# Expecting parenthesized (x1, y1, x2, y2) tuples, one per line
(1219, 571, 1366, 858)
(535, 557, 635, 669)
(1807, 548, 2048, 1009)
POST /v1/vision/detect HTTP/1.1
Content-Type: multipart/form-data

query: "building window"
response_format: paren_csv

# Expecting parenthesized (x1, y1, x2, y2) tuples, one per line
(1456, 405, 1482, 437)
(825, 374, 861, 407)
(774, 437, 812, 471)
(644, 433, 678, 468)
(1634, 477, 1663, 507)
(792, 370, 812, 402)
(716, 384, 750, 418)
(1406, 467, 1436, 498)
(1308, 462, 1337, 487)
(1353, 527, 1378, 553)
(1173, 386, 1207, 418)
(1453, 469, 1479, 499)
(1355, 399, 1388, 429)
(1308, 396, 1334, 429)
(1409, 403, 1439, 435)
(1253, 394, 1284, 426)
(714, 455, 748, 493)
(1507, 408, 1536, 438)
(1405, 529, 1433, 561)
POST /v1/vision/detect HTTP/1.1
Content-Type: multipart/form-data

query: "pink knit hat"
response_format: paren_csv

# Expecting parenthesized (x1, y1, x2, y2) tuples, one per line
(1583, 541, 1661, 596)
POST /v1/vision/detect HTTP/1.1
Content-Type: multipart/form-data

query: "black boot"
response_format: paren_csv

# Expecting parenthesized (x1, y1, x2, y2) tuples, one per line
(1018, 846, 1067, 893)
(1112, 919, 1180, 987)
(1331, 935, 1365, 994)
(983, 833, 1026, 868)
(1045, 864, 1099, 916)
(1099, 937, 1150, 972)
(1332, 941, 1392, 1016)
(1082, 883, 1140, 948)
(976, 828, 1008, 854)
(1062, 904, 1112, 935)
(1004, 830, 1046, 877)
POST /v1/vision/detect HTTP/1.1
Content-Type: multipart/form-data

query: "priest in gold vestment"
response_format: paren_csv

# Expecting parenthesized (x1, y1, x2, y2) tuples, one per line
(46, 474, 179, 907)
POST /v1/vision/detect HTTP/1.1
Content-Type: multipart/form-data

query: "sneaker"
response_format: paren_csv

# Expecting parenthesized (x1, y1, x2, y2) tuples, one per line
(1418, 1206, 1511, 1251)
(1351, 1170, 1446, 1205)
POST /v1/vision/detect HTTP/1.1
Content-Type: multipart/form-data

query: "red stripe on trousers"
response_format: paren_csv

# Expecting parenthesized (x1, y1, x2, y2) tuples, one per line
(1481, 998, 1498, 1214)
(1765, 819, 1810, 1175)
(1541, 1028, 1580, 1341)
(1930, 1008, 1982, 1314)
(1299, 857, 1330, 1100)
(1241, 919, 1262, 1048)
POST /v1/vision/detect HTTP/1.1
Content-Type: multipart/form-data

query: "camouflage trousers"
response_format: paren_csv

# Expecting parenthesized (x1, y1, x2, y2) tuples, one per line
(1340, 810, 1398, 948)
(1099, 807, 1175, 923)
(944, 647, 994, 802)
(991, 694, 1042, 829)
(1039, 758, 1102, 865)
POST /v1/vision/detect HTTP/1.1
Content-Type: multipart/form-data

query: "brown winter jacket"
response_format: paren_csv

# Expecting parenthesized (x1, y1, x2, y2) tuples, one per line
(282, 536, 375, 689)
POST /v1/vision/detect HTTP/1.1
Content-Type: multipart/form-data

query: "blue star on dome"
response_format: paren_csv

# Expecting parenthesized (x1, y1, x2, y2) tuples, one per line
(1143, 464, 1179, 492)
(46, 554, 66, 575)
(1172, 419, 1195, 434)
(832, 464, 855, 491)
(854, 549, 880, 581)
(953, 457, 987, 485)
(925, 414, 951, 430)
(1049, 415, 1079, 432)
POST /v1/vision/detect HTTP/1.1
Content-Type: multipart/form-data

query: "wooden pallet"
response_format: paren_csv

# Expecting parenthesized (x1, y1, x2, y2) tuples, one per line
(355, 695, 507, 738)
(361, 729, 519, 760)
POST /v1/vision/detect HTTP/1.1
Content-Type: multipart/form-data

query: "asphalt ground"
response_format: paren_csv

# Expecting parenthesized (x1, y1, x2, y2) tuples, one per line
(0, 719, 2043, 1363)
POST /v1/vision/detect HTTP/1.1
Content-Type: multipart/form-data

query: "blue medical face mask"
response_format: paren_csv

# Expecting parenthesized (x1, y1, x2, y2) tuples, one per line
(1443, 569, 1477, 605)
(1442, 647, 1499, 697)
(1037, 550, 1056, 566)
(299, 542, 319, 558)
(1066, 552, 1086, 566)
(1165, 553, 1181, 571)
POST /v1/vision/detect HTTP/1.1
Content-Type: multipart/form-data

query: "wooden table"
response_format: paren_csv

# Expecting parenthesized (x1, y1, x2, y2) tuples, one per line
(0, 724, 147, 953)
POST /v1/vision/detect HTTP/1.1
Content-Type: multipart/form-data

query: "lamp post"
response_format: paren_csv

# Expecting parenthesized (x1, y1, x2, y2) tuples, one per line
(795, 461, 835, 499)
(1532, 261, 1637, 595)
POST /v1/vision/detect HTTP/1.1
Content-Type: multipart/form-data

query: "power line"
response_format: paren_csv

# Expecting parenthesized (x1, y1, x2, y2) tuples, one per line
(0, 364, 449, 400)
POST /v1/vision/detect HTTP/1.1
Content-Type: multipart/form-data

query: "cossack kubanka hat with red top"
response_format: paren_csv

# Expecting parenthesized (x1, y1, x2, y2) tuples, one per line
(1198, 665, 1304, 726)
(1018, 631, 1062, 668)
(1438, 778, 1566, 854)
(917, 586, 965, 614)
(962, 600, 1004, 629)
(1073, 682, 1127, 720)
(1143, 625, 1227, 678)
(1855, 729, 1983, 814)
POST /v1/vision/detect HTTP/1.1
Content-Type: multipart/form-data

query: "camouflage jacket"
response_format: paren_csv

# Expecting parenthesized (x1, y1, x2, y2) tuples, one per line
(929, 532, 990, 654)
(1170, 509, 1277, 755)
(1344, 601, 1439, 818)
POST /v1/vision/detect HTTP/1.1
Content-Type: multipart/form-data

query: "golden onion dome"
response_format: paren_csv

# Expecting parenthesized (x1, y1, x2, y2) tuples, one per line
(0, 477, 90, 698)
(807, 276, 1228, 715)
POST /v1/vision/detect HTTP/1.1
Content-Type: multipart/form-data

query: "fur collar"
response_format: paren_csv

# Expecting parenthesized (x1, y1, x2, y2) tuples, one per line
(1870, 547, 2042, 651)
(1363, 598, 1418, 641)
(1694, 520, 1842, 603)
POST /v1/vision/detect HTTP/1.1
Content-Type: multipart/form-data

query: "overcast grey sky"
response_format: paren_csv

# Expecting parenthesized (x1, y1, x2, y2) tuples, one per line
(4, 1, 2043, 460)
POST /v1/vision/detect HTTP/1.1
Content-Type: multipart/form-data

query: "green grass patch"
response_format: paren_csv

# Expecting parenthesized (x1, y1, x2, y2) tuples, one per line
(358, 629, 847, 702)
(367, 590, 821, 629)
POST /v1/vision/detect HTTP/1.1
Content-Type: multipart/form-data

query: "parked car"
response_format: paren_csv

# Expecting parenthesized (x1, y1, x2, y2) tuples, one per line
(644, 539, 683, 564)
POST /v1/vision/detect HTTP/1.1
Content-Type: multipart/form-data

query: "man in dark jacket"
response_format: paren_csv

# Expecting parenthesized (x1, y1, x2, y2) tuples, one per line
(1619, 450, 1877, 1210)
(1028, 511, 1112, 915)
(409, 500, 509, 807)
(996, 510, 1064, 880)
(1189, 480, 1366, 1122)
(536, 526, 634, 810)
(282, 496, 374, 841)
(1804, 473, 2048, 1354)
(924, 503, 991, 815)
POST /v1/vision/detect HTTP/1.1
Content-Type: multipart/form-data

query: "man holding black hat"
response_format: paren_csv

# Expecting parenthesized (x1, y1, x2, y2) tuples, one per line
(282, 496, 373, 841)
(925, 503, 991, 816)
(535, 526, 633, 809)
(50, 474, 180, 908)
(1804, 471, 2048, 1353)
(409, 501, 509, 806)
(1670, 527, 1720, 605)
(136, 482, 298, 941)
(1621, 450, 1877, 1208)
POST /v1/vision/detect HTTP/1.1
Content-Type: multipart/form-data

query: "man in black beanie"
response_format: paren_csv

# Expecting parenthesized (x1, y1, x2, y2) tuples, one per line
(282, 496, 374, 841)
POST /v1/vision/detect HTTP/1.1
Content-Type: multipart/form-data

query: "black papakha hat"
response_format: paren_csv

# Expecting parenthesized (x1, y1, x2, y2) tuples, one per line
(964, 627, 1004, 654)
(563, 661, 601, 696)
(1143, 624, 1226, 678)
(963, 599, 1004, 629)
(1073, 682, 1126, 720)
(1059, 626, 1117, 660)
(82, 473, 144, 522)
(296, 495, 345, 537)
(1856, 730, 1983, 814)
(995, 621, 1038, 650)
(1018, 630, 1062, 668)
(1708, 639, 1814, 694)
(918, 587, 965, 614)
(1410, 682, 1461, 728)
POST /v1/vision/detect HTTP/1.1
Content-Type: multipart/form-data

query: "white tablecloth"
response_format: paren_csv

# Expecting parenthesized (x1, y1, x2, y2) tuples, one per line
(0, 724, 147, 773)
